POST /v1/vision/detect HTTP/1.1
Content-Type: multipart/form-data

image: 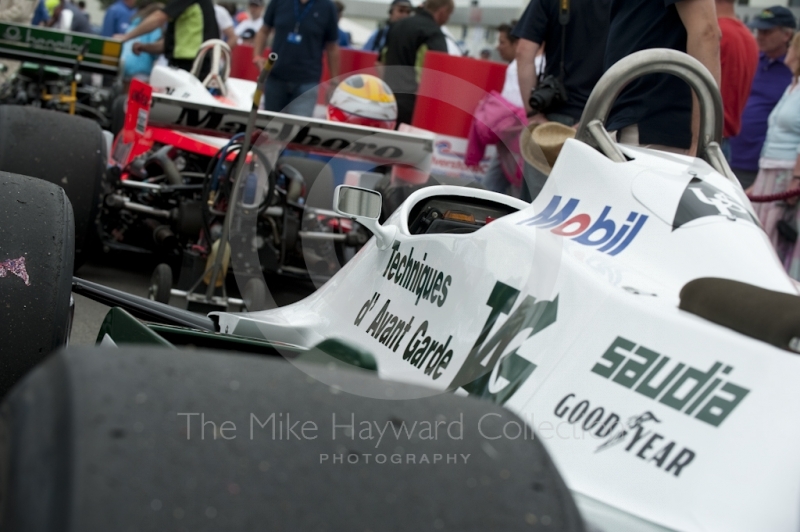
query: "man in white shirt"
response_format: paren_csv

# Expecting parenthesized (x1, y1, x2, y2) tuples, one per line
(496, 23, 523, 108)
(214, 2, 237, 49)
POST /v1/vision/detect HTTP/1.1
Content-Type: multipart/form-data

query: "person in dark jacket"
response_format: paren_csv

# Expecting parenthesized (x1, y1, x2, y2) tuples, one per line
(605, 0, 720, 154)
(381, 0, 454, 127)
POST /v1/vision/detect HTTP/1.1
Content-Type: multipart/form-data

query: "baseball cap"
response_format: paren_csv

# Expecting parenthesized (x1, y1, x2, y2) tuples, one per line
(248, 0, 264, 6)
(390, 0, 412, 7)
(748, 6, 797, 30)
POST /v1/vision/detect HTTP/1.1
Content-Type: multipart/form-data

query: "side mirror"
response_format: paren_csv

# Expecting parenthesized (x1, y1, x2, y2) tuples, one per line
(334, 185, 396, 250)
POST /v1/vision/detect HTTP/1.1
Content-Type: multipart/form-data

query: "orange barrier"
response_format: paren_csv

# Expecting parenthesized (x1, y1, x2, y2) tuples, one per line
(413, 51, 506, 139)
(231, 45, 378, 86)
(317, 49, 379, 105)
(230, 45, 271, 81)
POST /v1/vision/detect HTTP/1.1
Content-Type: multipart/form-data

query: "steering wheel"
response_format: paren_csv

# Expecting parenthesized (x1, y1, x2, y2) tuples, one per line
(190, 39, 232, 97)
(574, 48, 734, 183)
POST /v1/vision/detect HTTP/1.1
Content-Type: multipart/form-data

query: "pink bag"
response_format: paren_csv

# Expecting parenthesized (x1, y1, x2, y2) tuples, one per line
(465, 91, 527, 187)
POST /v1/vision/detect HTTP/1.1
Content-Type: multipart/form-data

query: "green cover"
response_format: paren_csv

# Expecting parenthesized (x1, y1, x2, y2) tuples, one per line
(0, 22, 121, 74)
(97, 308, 175, 348)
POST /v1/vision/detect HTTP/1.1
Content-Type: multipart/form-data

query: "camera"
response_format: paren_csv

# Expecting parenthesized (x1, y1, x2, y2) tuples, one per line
(529, 75, 568, 115)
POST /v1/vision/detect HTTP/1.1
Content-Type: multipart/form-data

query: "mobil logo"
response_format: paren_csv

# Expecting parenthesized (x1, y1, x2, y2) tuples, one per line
(517, 195, 648, 256)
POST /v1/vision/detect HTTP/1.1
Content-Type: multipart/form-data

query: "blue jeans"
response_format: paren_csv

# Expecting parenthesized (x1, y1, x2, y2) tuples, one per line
(482, 155, 507, 193)
(263, 78, 318, 117)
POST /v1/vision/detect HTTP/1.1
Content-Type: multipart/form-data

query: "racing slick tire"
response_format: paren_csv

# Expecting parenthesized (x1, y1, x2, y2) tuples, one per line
(242, 277, 268, 311)
(149, 263, 173, 304)
(0, 172, 74, 397)
(0, 347, 585, 532)
(0, 106, 105, 270)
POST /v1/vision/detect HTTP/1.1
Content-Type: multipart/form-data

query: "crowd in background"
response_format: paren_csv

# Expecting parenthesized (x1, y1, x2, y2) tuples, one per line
(371, 0, 800, 281)
(21, 0, 800, 279)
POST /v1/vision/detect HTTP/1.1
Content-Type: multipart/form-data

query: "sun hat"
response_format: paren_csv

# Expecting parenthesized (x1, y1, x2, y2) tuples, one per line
(519, 121, 576, 175)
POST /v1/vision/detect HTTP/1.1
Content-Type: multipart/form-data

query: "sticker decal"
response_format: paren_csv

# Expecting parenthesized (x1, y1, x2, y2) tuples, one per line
(518, 195, 648, 256)
(451, 281, 557, 404)
(591, 336, 750, 427)
(673, 178, 757, 228)
(0, 256, 30, 285)
(554, 394, 697, 478)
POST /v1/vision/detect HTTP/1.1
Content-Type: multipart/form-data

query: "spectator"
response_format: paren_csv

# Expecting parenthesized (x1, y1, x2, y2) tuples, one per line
(716, 0, 758, 162)
(441, 25, 466, 56)
(729, 6, 795, 189)
(120, 2, 165, 82)
(31, 0, 50, 25)
(51, 0, 93, 33)
(381, 0, 454, 127)
(102, 0, 136, 37)
(497, 23, 523, 108)
(513, 0, 611, 200)
(252, 0, 341, 117)
(467, 22, 526, 197)
(121, 0, 219, 76)
(363, 0, 412, 53)
(479, 49, 491, 60)
(334, 1, 351, 48)
(749, 33, 800, 279)
(234, 0, 264, 41)
(605, 0, 720, 155)
(214, 2, 237, 49)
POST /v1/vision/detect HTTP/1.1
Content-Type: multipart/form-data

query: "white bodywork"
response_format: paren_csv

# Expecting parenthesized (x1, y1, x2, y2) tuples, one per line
(150, 64, 256, 112)
(212, 138, 800, 531)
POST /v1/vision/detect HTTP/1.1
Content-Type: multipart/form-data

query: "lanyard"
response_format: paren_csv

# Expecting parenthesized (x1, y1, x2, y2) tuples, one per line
(293, 0, 315, 33)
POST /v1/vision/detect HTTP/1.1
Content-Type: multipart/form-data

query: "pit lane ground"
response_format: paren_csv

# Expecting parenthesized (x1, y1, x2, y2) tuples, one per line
(70, 254, 317, 345)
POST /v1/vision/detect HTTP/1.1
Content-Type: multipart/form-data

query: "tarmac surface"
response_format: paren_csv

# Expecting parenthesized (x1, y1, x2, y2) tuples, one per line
(70, 254, 317, 346)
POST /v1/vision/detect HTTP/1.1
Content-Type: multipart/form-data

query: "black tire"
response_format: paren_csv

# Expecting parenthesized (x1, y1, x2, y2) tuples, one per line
(0, 347, 585, 532)
(0, 172, 74, 397)
(242, 276, 268, 311)
(148, 263, 172, 304)
(0, 106, 105, 270)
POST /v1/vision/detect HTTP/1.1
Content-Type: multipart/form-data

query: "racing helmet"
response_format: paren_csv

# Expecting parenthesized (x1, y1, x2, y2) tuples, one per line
(327, 74, 397, 129)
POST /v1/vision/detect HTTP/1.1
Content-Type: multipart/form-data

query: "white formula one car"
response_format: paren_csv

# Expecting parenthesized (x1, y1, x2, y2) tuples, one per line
(2, 50, 798, 531)
(208, 50, 800, 531)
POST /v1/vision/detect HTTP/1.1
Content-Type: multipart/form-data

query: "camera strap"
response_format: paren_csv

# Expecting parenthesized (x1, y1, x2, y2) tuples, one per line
(558, 0, 570, 84)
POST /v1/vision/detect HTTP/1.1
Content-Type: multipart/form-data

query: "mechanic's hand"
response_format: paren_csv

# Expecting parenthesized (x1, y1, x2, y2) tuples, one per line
(253, 56, 267, 70)
(132, 42, 144, 56)
(112, 33, 125, 40)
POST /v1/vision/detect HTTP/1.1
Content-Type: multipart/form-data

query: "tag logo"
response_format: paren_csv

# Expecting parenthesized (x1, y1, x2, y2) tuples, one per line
(451, 281, 557, 404)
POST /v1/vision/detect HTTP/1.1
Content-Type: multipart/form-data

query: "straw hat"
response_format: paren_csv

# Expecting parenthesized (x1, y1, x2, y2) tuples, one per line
(519, 122, 576, 175)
